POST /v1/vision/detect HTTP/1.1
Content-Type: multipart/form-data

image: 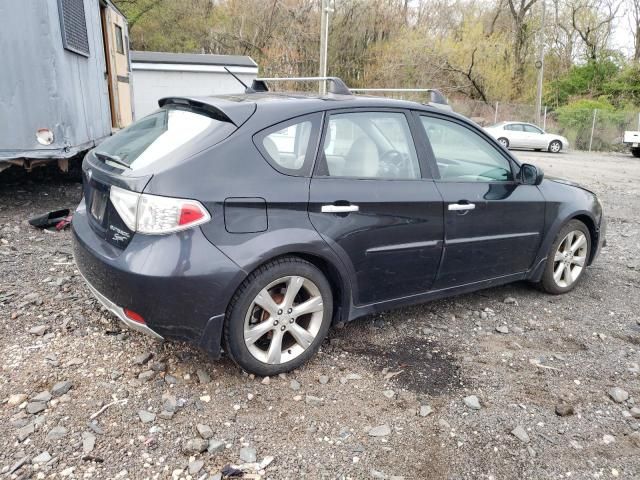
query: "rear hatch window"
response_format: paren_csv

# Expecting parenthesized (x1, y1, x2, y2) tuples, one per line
(83, 105, 236, 249)
(94, 106, 236, 171)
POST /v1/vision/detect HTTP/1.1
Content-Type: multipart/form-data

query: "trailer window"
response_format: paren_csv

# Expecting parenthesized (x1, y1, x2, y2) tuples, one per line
(115, 25, 124, 54)
(57, 0, 90, 57)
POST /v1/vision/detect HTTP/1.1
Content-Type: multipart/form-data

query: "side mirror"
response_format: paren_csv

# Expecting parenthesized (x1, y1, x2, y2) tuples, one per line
(519, 163, 544, 185)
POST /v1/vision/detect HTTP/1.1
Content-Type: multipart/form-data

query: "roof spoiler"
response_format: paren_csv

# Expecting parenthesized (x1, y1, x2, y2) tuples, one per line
(249, 76, 351, 95)
(158, 97, 256, 126)
(350, 88, 452, 111)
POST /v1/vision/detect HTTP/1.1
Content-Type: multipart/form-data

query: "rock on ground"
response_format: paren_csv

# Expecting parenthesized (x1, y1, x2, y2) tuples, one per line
(463, 395, 481, 410)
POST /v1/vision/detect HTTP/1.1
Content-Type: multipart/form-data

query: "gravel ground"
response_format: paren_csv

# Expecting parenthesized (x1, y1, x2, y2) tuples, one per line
(1, 149, 639, 480)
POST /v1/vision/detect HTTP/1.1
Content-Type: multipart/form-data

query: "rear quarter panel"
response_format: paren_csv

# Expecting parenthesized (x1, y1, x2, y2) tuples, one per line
(142, 122, 354, 321)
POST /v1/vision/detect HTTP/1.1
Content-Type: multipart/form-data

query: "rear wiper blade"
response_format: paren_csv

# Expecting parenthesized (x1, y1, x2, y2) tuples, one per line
(95, 151, 129, 169)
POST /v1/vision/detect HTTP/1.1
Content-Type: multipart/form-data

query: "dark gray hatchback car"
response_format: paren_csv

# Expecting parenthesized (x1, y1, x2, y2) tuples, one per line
(73, 83, 605, 375)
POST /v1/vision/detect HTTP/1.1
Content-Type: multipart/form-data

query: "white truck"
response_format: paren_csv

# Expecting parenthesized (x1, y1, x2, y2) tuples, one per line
(624, 130, 640, 158)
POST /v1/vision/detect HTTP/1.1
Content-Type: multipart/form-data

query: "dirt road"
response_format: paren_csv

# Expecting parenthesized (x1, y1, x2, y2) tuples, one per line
(1, 150, 639, 479)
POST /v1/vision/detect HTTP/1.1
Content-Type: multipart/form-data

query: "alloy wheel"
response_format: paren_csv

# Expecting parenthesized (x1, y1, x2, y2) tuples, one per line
(552, 230, 587, 288)
(498, 138, 509, 148)
(550, 141, 561, 153)
(243, 276, 324, 365)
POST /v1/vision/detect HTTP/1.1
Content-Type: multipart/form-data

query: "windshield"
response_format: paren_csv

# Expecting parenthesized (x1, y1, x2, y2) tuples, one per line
(95, 107, 235, 170)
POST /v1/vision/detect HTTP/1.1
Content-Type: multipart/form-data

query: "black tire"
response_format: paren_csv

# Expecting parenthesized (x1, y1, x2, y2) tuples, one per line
(223, 256, 333, 376)
(497, 137, 509, 149)
(548, 140, 562, 153)
(538, 220, 591, 294)
(631, 148, 640, 158)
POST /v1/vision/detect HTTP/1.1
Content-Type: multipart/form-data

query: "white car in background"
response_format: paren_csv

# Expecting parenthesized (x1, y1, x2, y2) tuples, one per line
(485, 121, 569, 153)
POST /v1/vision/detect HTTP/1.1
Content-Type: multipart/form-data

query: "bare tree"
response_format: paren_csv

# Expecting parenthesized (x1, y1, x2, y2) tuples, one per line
(507, 0, 539, 97)
(628, 0, 640, 61)
(570, 0, 621, 61)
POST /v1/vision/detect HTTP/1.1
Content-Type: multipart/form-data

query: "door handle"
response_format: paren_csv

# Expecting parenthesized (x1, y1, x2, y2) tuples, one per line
(448, 203, 475, 211)
(321, 204, 359, 213)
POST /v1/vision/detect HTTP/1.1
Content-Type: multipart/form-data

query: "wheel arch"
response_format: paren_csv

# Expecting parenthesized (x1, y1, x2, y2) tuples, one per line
(233, 250, 351, 326)
(571, 213, 598, 264)
(528, 210, 599, 282)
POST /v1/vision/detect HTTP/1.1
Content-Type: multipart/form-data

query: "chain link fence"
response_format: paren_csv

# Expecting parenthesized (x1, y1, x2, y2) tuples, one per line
(350, 91, 639, 152)
(450, 98, 640, 153)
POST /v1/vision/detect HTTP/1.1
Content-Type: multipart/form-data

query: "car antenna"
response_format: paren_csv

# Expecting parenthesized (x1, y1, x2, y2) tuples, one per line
(224, 67, 253, 92)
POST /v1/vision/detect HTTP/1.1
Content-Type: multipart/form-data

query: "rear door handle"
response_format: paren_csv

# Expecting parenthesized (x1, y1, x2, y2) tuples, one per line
(448, 203, 475, 211)
(321, 204, 359, 213)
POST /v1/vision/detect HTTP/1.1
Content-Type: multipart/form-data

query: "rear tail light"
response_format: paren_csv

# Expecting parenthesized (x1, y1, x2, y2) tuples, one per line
(123, 308, 145, 324)
(110, 186, 210, 235)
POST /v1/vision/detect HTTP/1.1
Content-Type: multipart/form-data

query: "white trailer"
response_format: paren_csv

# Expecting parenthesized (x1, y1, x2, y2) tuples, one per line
(130, 51, 258, 120)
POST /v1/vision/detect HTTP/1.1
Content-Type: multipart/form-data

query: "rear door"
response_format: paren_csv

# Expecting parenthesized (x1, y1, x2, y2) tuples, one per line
(416, 113, 545, 289)
(308, 109, 444, 305)
(504, 123, 527, 148)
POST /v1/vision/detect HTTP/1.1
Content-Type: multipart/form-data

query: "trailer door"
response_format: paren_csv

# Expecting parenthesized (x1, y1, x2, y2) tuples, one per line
(100, 3, 133, 128)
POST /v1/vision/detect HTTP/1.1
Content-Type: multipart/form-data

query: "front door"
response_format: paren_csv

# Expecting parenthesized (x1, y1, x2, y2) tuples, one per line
(522, 124, 547, 149)
(416, 114, 545, 289)
(308, 110, 444, 305)
(100, 3, 132, 128)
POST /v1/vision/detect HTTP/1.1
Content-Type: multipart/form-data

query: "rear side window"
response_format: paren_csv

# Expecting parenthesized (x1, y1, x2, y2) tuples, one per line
(94, 107, 236, 170)
(254, 114, 321, 176)
(320, 111, 420, 179)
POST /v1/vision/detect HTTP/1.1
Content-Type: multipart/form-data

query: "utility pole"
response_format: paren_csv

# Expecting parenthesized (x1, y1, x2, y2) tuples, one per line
(535, 0, 546, 126)
(319, 0, 332, 94)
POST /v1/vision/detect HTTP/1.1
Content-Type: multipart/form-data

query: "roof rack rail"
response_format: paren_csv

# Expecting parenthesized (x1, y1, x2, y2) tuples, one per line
(350, 88, 452, 111)
(249, 76, 351, 95)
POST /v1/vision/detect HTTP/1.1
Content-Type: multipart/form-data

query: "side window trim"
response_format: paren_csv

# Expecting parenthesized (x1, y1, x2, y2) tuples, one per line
(252, 112, 323, 177)
(312, 108, 424, 180)
(416, 112, 519, 183)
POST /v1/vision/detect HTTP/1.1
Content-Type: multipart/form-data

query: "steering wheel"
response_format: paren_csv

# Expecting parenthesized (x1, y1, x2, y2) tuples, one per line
(378, 150, 405, 178)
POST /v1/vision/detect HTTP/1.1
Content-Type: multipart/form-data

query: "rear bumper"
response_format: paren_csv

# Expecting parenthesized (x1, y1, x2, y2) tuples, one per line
(72, 198, 246, 357)
(80, 271, 164, 340)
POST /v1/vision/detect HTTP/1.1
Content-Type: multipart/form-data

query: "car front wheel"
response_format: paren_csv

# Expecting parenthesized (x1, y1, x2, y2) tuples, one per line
(539, 220, 591, 294)
(497, 137, 509, 149)
(224, 257, 333, 376)
(549, 140, 562, 153)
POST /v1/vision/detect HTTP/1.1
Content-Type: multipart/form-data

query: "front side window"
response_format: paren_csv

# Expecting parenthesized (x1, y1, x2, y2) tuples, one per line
(523, 124, 543, 134)
(420, 116, 513, 182)
(321, 112, 420, 179)
(505, 124, 523, 132)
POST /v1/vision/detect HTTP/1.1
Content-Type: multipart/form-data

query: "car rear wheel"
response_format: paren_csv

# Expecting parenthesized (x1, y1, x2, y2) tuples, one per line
(549, 140, 562, 153)
(224, 257, 333, 376)
(539, 220, 591, 294)
(631, 148, 640, 158)
(497, 137, 509, 149)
